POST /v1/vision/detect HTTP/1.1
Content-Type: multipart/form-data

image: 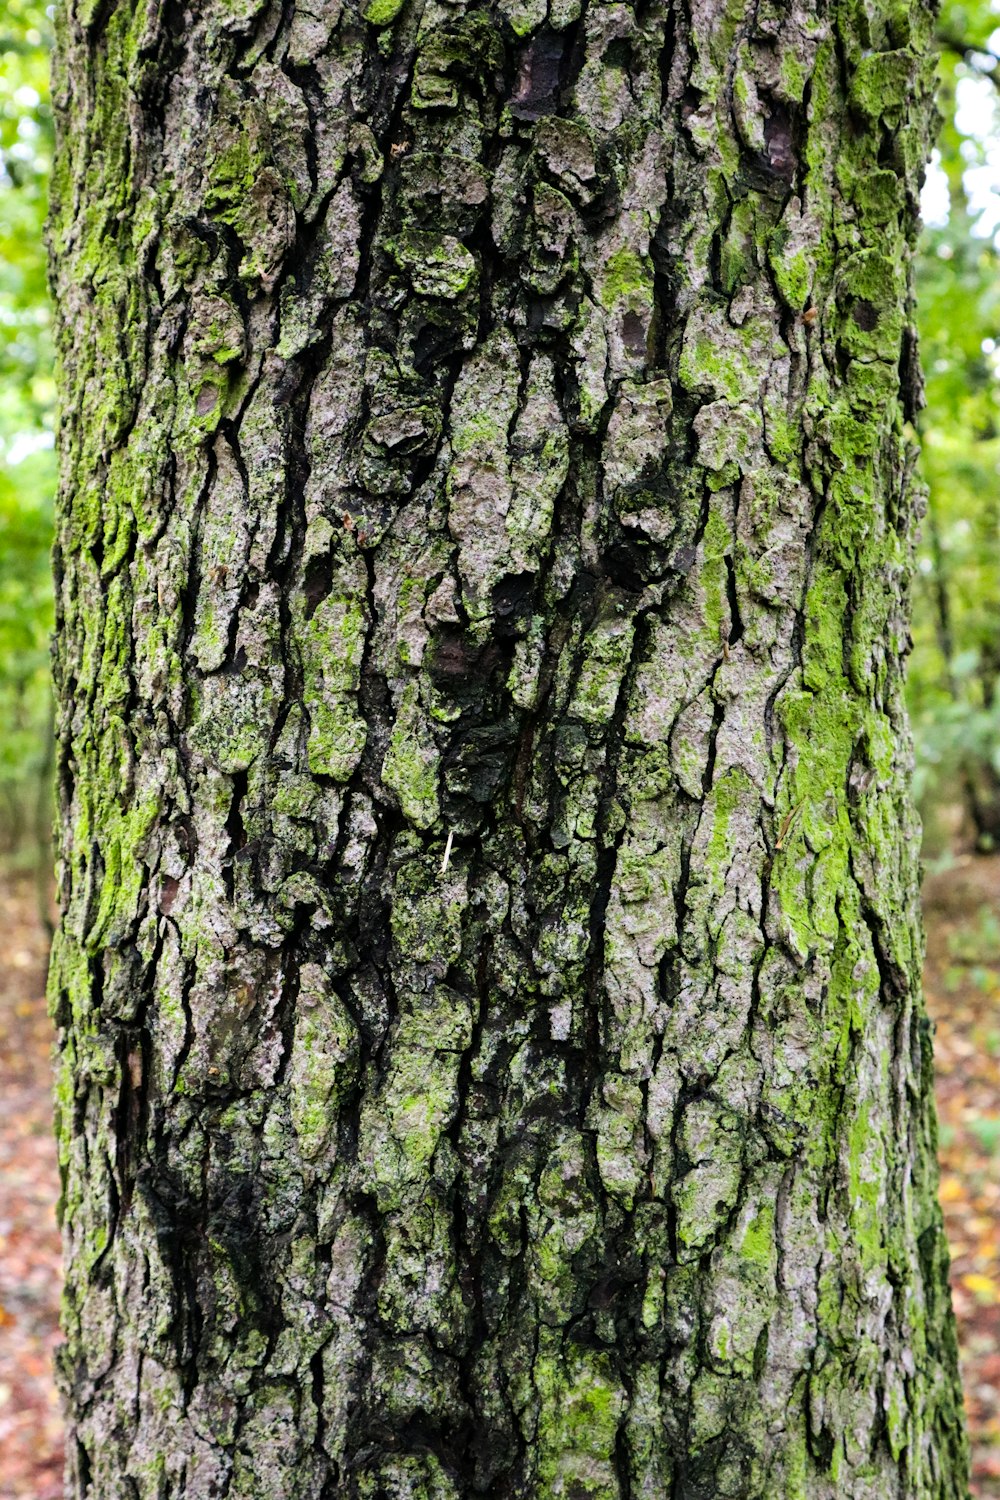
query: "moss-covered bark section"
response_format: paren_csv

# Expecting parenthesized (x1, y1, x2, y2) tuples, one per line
(49, 0, 968, 1494)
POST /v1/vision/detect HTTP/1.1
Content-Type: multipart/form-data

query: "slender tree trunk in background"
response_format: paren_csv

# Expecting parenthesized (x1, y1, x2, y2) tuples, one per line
(925, 489, 1000, 853)
(48, 0, 968, 1494)
(971, 623, 1000, 850)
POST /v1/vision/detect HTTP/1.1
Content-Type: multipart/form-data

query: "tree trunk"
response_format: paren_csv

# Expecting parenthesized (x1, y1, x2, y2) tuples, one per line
(47, 0, 968, 1495)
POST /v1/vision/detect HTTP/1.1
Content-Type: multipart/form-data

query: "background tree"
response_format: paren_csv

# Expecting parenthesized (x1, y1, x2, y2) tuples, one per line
(911, 0, 1000, 854)
(0, 0, 55, 861)
(47, 1, 969, 1497)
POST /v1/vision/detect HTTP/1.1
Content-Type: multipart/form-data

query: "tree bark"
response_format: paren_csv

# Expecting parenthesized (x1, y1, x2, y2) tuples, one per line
(48, 0, 968, 1495)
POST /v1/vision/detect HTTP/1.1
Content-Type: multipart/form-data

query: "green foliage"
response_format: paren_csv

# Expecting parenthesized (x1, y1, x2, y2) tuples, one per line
(0, 0, 54, 851)
(911, 4, 1000, 850)
(0, 0, 996, 860)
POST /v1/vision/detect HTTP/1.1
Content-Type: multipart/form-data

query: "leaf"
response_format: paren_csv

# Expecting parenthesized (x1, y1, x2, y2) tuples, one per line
(939, 1174, 965, 1203)
(962, 1273, 999, 1306)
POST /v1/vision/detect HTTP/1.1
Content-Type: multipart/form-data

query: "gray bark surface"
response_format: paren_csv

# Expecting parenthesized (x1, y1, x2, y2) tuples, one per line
(48, 0, 969, 1494)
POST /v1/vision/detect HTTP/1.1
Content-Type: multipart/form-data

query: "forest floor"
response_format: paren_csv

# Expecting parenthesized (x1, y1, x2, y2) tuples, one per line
(1, 863, 999, 1498)
(0, 872, 61, 1500)
(924, 857, 1000, 1497)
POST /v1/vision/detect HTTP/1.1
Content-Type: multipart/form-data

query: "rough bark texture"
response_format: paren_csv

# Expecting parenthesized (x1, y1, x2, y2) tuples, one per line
(48, 0, 969, 1495)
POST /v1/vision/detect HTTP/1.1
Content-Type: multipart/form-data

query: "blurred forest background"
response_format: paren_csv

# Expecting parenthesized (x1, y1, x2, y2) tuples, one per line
(2, 2, 1000, 862)
(0, 0, 52, 867)
(4, 1, 1000, 1495)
